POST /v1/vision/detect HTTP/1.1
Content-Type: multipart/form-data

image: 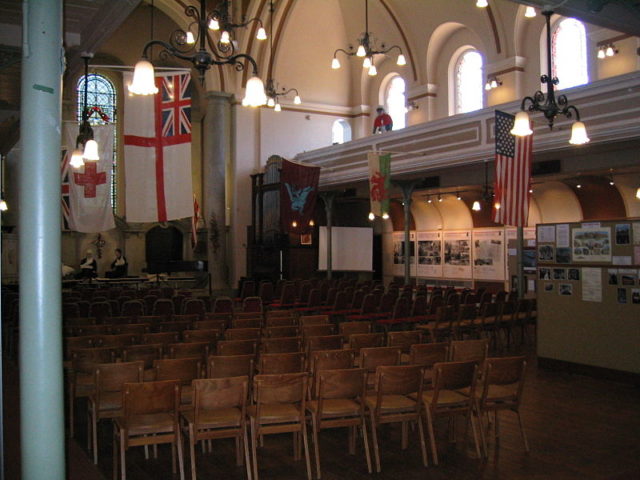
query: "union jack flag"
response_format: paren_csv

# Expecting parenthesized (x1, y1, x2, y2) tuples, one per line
(61, 148, 71, 230)
(161, 74, 191, 138)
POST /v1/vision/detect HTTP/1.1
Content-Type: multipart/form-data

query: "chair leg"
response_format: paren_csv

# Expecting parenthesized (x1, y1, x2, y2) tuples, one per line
(368, 410, 381, 473)
(250, 418, 259, 480)
(188, 424, 197, 480)
(348, 425, 356, 455)
(113, 428, 118, 480)
(310, 414, 322, 479)
(476, 405, 488, 458)
(91, 408, 98, 464)
(120, 429, 127, 480)
(301, 422, 313, 480)
(360, 418, 373, 474)
(176, 429, 186, 480)
(516, 410, 530, 452)
(424, 407, 438, 466)
(236, 436, 242, 466)
(416, 417, 428, 467)
(243, 424, 253, 480)
(469, 413, 482, 459)
(401, 421, 408, 450)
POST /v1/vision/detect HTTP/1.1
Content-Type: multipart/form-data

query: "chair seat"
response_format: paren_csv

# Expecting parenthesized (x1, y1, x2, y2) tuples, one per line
(115, 412, 176, 435)
(458, 383, 518, 402)
(364, 394, 417, 412)
(414, 389, 468, 406)
(182, 407, 243, 428)
(247, 404, 302, 423)
(92, 391, 123, 412)
(307, 399, 361, 417)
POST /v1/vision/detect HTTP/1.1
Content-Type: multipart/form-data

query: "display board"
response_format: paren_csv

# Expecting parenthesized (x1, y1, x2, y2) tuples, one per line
(392, 231, 416, 276)
(536, 219, 640, 374)
(442, 231, 472, 279)
(472, 229, 505, 281)
(416, 231, 442, 277)
(318, 226, 373, 271)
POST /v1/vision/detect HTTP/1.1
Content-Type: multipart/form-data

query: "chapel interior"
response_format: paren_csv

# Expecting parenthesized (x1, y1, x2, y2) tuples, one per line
(1, 0, 640, 479)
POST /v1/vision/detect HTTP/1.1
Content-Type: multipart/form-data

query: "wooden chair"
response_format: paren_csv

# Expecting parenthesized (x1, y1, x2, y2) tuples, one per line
(263, 325, 299, 338)
(217, 339, 258, 356)
(232, 318, 263, 329)
(338, 321, 372, 337)
(449, 339, 489, 364)
(475, 356, 529, 457)
(261, 336, 303, 354)
(359, 347, 402, 390)
(152, 298, 175, 318)
(181, 377, 252, 480)
(348, 333, 385, 353)
(408, 342, 449, 385)
(67, 347, 117, 437)
(416, 306, 455, 343)
(257, 352, 306, 374)
(182, 298, 207, 318)
(141, 331, 180, 349)
(301, 324, 336, 338)
(167, 341, 210, 363)
(225, 328, 261, 341)
(454, 303, 479, 340)
(308, 348, 356, 399)
(88, 361, 143, 463)
(182, 328, 221, 345)
(208, 354, 255, 380)
(64, 336, 96, 361)
(111, 323, 150, 335)
(418, 360, 482, 465)
(212, 296, 234, 314)
(305, 335, 343, 354)
(386, 330, 424, 362)
(157, 321, 192, 334)
(242, 296, 263, 313)
(193, 319, 228, 331)
(122, 344, 162, 381)
(299, 314, 329, 326)
(113, 380, 185, 480)
(307, 368, 372, 478)
(154, 357, 202, 411)
(120, 300, 145, 318)
(264, 316, 297, 328)
(248, 373, 312, 480)
(364, 365, 428, 472)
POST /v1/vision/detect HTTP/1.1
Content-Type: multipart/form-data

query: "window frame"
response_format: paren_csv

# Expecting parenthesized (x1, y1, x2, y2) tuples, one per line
(450, 47, 485, 115)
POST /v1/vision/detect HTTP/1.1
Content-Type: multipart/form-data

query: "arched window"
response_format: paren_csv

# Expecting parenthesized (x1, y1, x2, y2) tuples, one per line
(76, 73, 117, 209)
(332, 119, 352, 144)
(454, 50, 483, 114)
(551, 18, 588, 90)
(385, 76, 406, 130)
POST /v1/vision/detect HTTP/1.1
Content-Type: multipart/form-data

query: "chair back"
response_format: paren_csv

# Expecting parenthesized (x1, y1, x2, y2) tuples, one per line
(141, 331, 180, 348)
(123, 379, 180, 417)
(261, 336, 302, 354)
(259, 281, 274, 304)
(152, 298, 175, 317)
(258, 352, 306, 374)
(387, 330, 423, 353)
(299, 314, 329, 326)
(316, 368, 366, 401)
(265, 315, 297, 327)
(391, 297, 411, 319)
(263, 326, 299, 338)
(411, 295, 428, 316)
(217, 339, 257, 356)
(95, 361, 143, 394)
(348, 332, 384, 351)
(182, 328, 221, 344)
(375, 364, 424, 396)
(360, 346, 402, 374)
(239, 280, 256, 300)
(122, 344, 163, 369)
(359, 293, 380, 314)
(253, 372, 307, 406)
(378, 293, 397, 313)
(339, 321, 372, 336)
(310, 349, 355, 374)
(168, 341, 210, 361)
(232, 317, 262, 329)
(208, 354, 254, 379)
(350, 289, 366, 310)
(306, 335, 343, 353)
(301, 324, 336, 338)
(121, 300, 145, 317)
(409, 342, 449, 368)
(242, 296, 263, 313)
(428, 295, 444, 314)
(450, 339, 489, 363)
(479, 356, 527, 407)
(432, 360, 478, 392)
(225, 327, 261, 341)
(194, 319, 228, 331)
(183, 298, 206, 317)
(213, 296, 234, 313)
(154, 357, 202, 385)
(192, 376, 248, 426)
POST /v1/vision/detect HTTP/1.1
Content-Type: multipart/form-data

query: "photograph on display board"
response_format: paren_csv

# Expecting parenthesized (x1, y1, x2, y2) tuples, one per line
(472, 230, 505, 280)
(571, 227, 612, 262)
(556, 247, 571, 264)
(553, 268, 566, 280)
(444, 239, 470, 266)
(418, 239, 441, 265)
(617, 288, 627, 304)
(559, 283, 573, 296)
(632, 289, 640, 304)
(539, 267, 551, 280)
(615, 224, 631, 245)
(608, 269, 618, 285)
(523, 248, 537, 271)
(544, 282, 554, 292)
(538, 244, 554, 262)
(568, 268, 580, 281)
(620, 269, 637, 286)
(393, 235, 415, 265)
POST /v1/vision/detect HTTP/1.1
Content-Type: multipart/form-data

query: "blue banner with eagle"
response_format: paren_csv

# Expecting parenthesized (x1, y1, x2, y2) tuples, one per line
(280, 159, 320, 234)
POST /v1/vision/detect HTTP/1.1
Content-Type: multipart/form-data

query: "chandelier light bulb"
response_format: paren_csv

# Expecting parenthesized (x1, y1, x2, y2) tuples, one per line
(70, 149, 85, 168)
(511, 111, 533, 136)
(490, 79, 498, 89)
(485, 81, 492, 91)
(476, 0, 488, 7)
(472, 200, 481, 211)
(208, 18, 220, 30)
(597, 48, 606, 59)
(605, 45, 615, 57)
(356, 44, 366, 57)
(274, 103, 282, 112)
(292, 221, 297, 228)
(636, 187, 640, 200)
(438, 195, 443, 202)
(396, 54, 406, 66)
(427, 197, 432, 204)
(309, 219, 315, 226)
(569, 121, 590, 145)
(83, 139, 100, 161)
(331, 57, 341, 69)
(185, 30, 195, 44)
(368, 212, 375, 221)
(368, 64, 377, 76)
(256, 27, 267, 40)
(129, 59, 158, 95)
(362, 57, 371, 69)
(381, 212, 389, 220)
(524, 6, 536, 17)
(267, 97, 275, 107)
(0, 198, 7, 212)
(243, 75, 267, 107)
(293, 95, 301, 105)
(494, 202, 501, 210)
(241, 96, 249, 107)
(220, 30, 231, 44)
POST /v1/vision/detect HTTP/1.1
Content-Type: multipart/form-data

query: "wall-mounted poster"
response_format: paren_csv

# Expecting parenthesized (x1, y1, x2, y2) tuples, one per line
(571, 227, 612, 263)
(392, 231, 416, 276)
(417, 231, 442, 277)
(472, 229, 505, 281)
(443, 231, 471, 278)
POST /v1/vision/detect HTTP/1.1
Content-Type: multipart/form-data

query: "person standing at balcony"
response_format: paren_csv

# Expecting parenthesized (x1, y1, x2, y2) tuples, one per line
(373, 106, 393, 134)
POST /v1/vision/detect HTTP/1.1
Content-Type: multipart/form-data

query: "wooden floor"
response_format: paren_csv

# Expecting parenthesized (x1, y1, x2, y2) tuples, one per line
(4, 348, 640, 480)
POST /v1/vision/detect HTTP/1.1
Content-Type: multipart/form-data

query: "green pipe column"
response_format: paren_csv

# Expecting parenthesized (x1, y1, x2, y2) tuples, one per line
(320, 192, 337, 280)
(18, 0, 65, 478)
(395, 180, 418, 285)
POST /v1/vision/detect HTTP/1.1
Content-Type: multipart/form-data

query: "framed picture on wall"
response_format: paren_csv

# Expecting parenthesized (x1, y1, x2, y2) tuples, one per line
(300, 233, 312, 245)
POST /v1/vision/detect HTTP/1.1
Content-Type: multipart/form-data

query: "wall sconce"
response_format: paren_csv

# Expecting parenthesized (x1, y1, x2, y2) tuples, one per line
(484, 76, 502, 91)
(524, 6, 536, 17)
(471, 200, 481, 211)
(636, 187, 640, 200)
(476, 0, 488, 7)
(406, 100, 419, 111)
(598, 43, 618, 59)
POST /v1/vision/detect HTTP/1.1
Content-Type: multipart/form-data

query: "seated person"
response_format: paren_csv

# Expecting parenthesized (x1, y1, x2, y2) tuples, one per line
(78, 250, 97, 278)
(106, 248, 128, 278)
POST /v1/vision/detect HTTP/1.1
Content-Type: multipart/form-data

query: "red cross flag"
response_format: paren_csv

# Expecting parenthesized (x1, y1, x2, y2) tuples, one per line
(62, 123, 116, 233)
(123, 72, 193, 223)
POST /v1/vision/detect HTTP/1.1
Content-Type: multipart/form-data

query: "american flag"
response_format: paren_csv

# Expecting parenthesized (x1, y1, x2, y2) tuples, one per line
(492, 110, 533, 227)
(61, 148, 71, 229)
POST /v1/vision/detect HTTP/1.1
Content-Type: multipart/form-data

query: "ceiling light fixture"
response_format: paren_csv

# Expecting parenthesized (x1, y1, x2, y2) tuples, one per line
(129, 0, 266, 107)
(511, 10, 589, 145)
(331, 0, 407, 76)
(476, 0, 488, 7)
(524, 6, 536, 17)
(264, 0, 301, 111)
(368, 212, 375, 221)
(471, 200, 481, 211)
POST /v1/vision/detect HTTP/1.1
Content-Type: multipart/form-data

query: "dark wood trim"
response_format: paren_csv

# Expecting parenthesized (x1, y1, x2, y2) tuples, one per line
(379, 0, 418, 82)
(486, 5, 502, 55)
(408, 92, 436, 102)
(487, 66, 525, 77)
(596, 34, 631, 47)
(538, 356, 640, 386)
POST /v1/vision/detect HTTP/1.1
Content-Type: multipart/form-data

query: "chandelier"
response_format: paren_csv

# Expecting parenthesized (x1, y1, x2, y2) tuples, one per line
(129, 0, 267, 107)
(263, 0, 301, 111)
(510, 10, 589, 145)
(70, 54, 105, 169)
(331, 0, 406, 76)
